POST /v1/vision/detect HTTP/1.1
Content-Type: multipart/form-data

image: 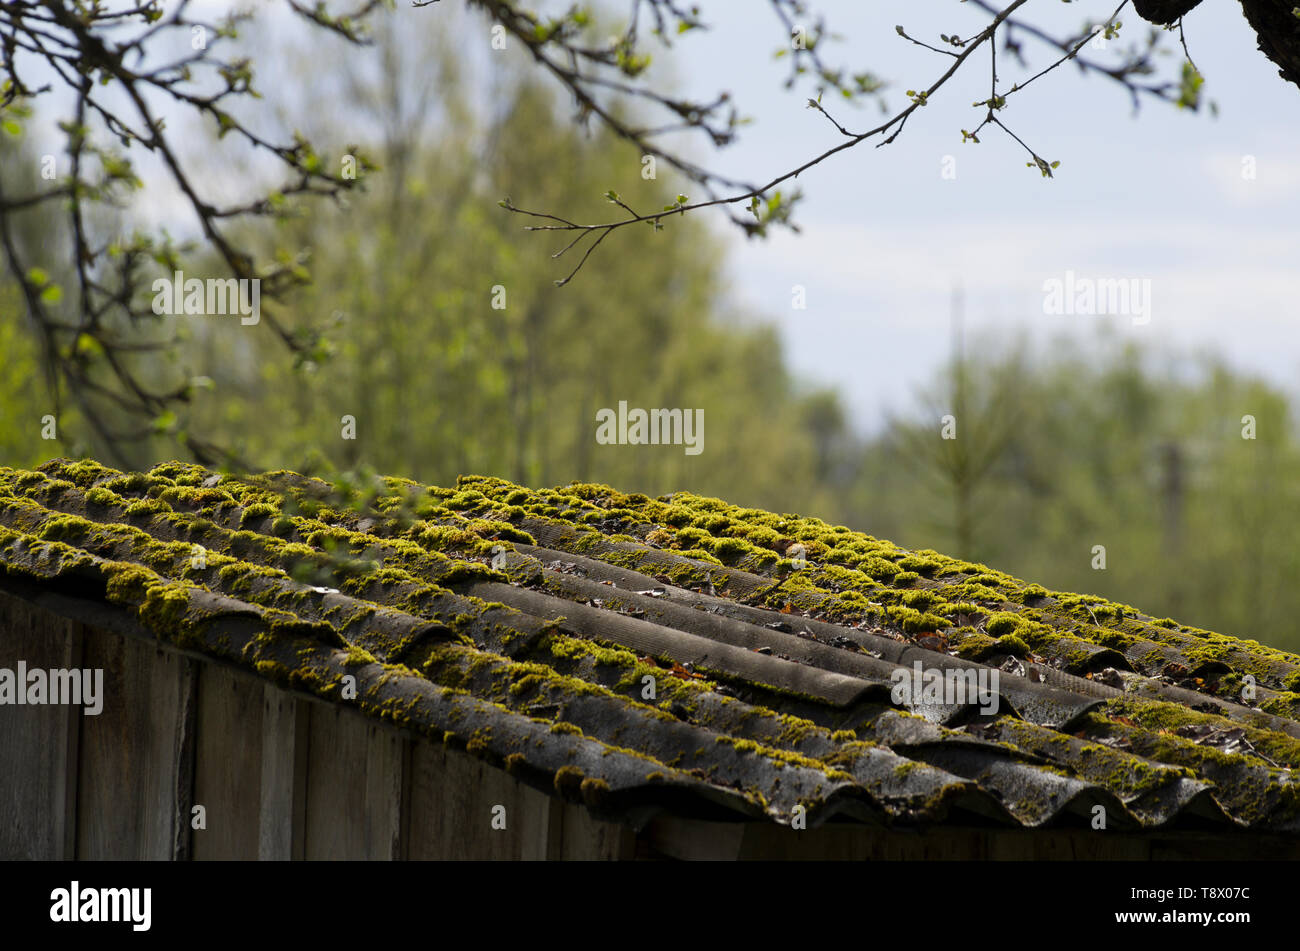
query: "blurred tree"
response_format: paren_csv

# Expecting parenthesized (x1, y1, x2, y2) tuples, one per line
(865, 327, 1300, 651)
(2, 0, 1280, 458)
(170, 21, 852, 516)
(0, 1, 384, 465)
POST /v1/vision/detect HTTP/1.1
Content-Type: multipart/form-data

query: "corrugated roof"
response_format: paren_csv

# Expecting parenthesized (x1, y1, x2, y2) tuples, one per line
(3, 457, 1300, 832)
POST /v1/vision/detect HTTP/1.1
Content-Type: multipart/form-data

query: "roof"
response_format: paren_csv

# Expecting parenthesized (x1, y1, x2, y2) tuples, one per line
(3, 457, 1300, 833)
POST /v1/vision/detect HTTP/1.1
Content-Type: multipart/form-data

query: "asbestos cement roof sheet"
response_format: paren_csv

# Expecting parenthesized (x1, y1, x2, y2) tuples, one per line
(3, 457, 1300, 832)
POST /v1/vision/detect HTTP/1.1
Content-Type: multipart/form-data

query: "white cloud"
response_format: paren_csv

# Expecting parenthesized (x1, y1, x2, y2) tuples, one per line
(725, 214, 1300, 430)
(1201, 151, 1300, 205)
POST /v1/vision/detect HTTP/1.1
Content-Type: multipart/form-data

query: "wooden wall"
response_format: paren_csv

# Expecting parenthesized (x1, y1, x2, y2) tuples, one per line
(0, 591, 635, 860)
(0, 595, 81, 860)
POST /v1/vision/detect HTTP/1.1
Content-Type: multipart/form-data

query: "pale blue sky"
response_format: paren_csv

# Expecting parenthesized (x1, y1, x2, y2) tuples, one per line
(639, 2, 1300, 431)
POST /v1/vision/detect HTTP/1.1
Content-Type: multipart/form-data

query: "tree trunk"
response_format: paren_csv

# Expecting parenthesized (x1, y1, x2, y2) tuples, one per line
(1131, 1, 1299, 93)
(1239, 0, 1300, 91)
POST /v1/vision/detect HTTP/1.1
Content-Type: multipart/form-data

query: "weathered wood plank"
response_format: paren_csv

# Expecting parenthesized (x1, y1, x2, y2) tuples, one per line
(302, 703, 404, 859)
(172, 657, 198, 861)
(398, 738, 415, 860)
(405, 741, 551, 860)
(553, 802, 637, 860)
(0, 593, 82, 860)
(192, 664, 264, 860)
(258, 685, 309, 860)
(75, 630, 196, 860)
(545, 796, 564, 861)
(640, 816, 745, 860)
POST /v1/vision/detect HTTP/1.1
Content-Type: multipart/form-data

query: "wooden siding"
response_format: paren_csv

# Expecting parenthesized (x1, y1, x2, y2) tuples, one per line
(0, 596, 81, 860)
(0, 591, 636, 860)
(75, 631, 197, 860)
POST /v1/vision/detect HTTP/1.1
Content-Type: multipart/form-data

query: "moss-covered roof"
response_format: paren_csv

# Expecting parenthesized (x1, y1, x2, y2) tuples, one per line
(4, 457, 1300, 831)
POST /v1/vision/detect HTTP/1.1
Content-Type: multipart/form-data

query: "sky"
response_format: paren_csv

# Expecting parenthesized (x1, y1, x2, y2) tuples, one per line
(637, 2, 1300, 431)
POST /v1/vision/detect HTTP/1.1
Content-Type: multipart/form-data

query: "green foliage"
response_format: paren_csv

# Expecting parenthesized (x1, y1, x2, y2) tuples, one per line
(854, 329, 1300, 652)
(175, 42, 847, 518)
(0, 283, 63, 466)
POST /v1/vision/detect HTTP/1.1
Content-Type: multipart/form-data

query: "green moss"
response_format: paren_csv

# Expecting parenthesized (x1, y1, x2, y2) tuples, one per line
(579, 777, 612, 805)
(1260, 694, 1300, 719)
(984, 612, 1023, 637)
(139, 583, 192, 636)
(1018, 583, 1048, 602)
(125, 498, 169, 517)
(84, 486, 120, 507)
(343, 645, 376, 667)
(885, 605, 947, 634)
(240, 502, 278, 525)
(901, 589, 942, 611)
(104, 562, 160, 604)
(554, 765, 585, 797)
(37, 514, 94, 541)
(994, 634, 1031, 658)
(945, 631, 988, 660)
(897, 555, 939, 576)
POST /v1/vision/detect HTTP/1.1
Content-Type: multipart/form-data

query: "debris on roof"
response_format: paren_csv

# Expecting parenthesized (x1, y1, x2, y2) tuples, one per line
(3, 457, 1300, 832)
